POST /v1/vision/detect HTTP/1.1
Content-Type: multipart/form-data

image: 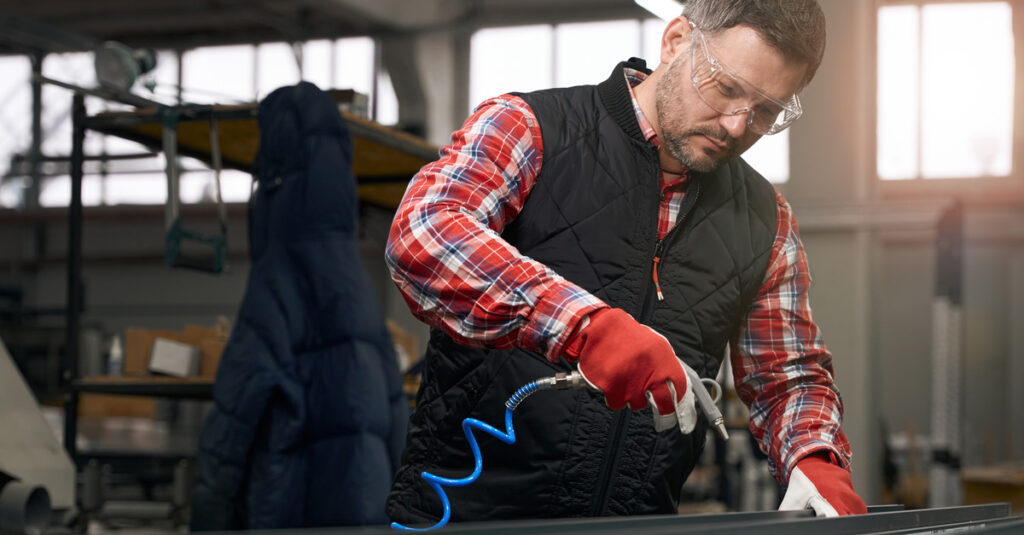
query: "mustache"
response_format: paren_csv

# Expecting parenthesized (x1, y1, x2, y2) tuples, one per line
(687, 127, 734, 148)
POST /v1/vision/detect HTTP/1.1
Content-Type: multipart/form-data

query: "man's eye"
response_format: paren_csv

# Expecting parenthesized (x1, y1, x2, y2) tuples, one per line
(756, 104, 783, 118)
(716, 81, 738, 97)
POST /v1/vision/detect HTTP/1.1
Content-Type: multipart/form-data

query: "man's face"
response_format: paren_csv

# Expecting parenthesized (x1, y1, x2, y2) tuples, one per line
(655, 24, 808, 173)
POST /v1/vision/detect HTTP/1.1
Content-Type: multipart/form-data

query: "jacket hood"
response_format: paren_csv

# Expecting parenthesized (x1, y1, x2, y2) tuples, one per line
(250, 81, 357, 260)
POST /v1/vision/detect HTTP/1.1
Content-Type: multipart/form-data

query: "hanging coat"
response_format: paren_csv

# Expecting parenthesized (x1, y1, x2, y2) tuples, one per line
(191, 81, 408, 529)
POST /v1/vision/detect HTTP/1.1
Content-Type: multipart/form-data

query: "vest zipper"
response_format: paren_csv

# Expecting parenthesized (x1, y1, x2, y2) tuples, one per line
(652, 239, 665, 301)
(590, 409, 629, 515)
(649, 180, 701, 304)
(589, 153, 666, 517)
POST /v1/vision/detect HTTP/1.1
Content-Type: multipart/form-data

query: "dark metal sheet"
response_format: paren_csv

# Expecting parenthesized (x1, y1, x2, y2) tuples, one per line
(218, 503, 1012, 535)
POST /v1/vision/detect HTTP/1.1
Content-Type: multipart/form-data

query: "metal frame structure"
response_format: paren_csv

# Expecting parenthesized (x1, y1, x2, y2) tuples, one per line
(59, 82, 436, 462)
(930, 200, 965, 507)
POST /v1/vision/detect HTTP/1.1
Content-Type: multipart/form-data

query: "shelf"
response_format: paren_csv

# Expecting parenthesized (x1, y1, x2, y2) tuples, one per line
(75, 417, 201, 459)
(84, 102, 437, 210)
(74, 375, 213, 399)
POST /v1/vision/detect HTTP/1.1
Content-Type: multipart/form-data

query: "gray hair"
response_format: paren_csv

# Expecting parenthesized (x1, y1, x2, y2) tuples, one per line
(683, 0, 826, 88)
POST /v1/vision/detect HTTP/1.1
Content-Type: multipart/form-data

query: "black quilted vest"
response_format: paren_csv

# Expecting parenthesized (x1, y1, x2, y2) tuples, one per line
(387, 59, 777, 524)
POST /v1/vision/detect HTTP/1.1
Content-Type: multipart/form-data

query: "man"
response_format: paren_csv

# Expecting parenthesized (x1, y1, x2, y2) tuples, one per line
(385, 0, 866, 524)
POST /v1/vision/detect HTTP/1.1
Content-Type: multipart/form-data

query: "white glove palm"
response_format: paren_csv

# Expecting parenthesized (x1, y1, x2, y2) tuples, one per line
(779, 465, 839, 517)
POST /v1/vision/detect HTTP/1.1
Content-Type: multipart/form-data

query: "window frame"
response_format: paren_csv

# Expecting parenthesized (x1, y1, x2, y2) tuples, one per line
(874, 0, 1024, 202)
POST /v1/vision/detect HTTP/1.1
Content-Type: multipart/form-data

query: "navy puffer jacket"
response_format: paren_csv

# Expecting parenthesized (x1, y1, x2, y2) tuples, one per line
(192, 81, 407, 529)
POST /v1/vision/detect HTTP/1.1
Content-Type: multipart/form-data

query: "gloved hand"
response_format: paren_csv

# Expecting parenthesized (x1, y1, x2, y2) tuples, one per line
(563, 308, 696, 433)
(779, 453, 867, 517)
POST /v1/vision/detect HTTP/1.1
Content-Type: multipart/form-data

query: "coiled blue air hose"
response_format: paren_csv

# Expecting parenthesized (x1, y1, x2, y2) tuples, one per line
(390, 371, 587, 532)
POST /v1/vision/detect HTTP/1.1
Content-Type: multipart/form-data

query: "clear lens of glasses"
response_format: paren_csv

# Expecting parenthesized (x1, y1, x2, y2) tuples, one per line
(689, 29, 802, 135)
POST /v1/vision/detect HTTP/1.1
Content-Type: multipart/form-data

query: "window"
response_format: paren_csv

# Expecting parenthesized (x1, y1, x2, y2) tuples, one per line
(555, 20, 641, 87)
(302, 39, 334, 89)
(257, 42, 301, 100)
(470, 19, 790, 183)
(470, 25, 555, 109)
(182, 45, 256, 104)
(335, 37, 375, 98)
(376, 70, 399, 126)
(742, 132, 789, 183)
(8, 36, 388, 208)
(877, 2, 1014, 180)
(0, 55, 31, 208)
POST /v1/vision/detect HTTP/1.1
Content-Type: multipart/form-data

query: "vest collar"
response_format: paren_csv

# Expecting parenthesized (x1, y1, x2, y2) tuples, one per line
(597, 57, 652, 145)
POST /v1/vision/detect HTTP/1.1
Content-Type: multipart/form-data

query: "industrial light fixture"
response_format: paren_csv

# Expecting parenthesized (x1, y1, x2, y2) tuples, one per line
(635, 0, 686, 21)
(94, 41, 157, 92)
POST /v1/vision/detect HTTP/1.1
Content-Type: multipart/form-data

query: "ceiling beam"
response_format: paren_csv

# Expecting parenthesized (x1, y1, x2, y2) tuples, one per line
(0, 15, 100, 54)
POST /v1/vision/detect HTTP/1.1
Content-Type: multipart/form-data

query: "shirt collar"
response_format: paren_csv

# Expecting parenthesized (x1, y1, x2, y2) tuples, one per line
(624, 67, 659, 146)
(624, 67, 688, 188)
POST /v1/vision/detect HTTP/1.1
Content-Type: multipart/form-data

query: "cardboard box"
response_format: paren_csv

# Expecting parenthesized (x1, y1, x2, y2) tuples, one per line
(124, 322, 228, 379)
(124, 328, 178, 375)
(149, 338, 201, 377)
(199, 337, 226, 378)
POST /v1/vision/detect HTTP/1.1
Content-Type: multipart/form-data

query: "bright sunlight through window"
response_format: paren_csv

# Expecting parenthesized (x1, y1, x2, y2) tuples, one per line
(877, 2, 1014, 180)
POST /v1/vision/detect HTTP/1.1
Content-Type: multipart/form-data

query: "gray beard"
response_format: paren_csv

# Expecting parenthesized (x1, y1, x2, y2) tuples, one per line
(661, 130, 719, 173)
(655, 58, 737, 173)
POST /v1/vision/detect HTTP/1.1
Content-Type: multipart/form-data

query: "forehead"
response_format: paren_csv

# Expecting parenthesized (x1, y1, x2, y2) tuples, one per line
(702, 24, 808, 101)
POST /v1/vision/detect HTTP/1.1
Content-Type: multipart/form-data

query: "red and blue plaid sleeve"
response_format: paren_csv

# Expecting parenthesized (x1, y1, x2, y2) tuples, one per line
(386, 96, 607, 361)
(731, 190, 853, 484)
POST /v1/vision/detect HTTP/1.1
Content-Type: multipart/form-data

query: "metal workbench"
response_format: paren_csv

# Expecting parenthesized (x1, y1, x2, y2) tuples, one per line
(230, 504, 1018, 534)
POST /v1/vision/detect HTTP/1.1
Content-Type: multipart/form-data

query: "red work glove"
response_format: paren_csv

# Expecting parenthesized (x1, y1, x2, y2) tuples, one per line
(779, 453, 867, 516)
(563, 308, 696, 433)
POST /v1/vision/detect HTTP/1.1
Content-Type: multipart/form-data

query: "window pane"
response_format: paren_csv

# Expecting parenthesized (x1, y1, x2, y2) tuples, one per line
(555, 20, 640, 87)
(743, 130, 789, 183)
(137, 50, 180, 103)
(335, 37, 375, 118)
(335, 37, 374, 96)
(0, 180, 22, 208)
(303, 39, 334, 89)
(470, 25, 553, 111)
(219, 170, 254, 203)
(96, 126, 151, 155)
(877, 5, 921, 180)
(102, 173, 166, 205)
(39, 175, 102, 207)
(0, 55, 32, 193)
(257, 42, 301, 99)
(180, 169, 253, 203)
(182, 45, 255, 104)
(376, 70, 399, 126)
(643, 18, 667, 69)
(41, 53, 95, 156)
(920, 2, 1013, 178)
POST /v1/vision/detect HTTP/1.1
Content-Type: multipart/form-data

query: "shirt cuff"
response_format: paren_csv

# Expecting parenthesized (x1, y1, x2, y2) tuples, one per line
(783, 441, 852, 484)
(515, 279, 607, 362)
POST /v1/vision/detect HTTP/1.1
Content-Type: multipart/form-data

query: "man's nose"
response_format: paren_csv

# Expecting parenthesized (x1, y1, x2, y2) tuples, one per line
(719, 112, 749, 139)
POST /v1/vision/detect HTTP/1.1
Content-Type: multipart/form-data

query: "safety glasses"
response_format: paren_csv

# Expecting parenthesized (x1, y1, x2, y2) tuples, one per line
(689, 25, 802, 135)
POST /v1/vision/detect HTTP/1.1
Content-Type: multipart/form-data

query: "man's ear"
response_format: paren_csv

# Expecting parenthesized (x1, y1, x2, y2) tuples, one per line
(660, 15, 693, 66)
